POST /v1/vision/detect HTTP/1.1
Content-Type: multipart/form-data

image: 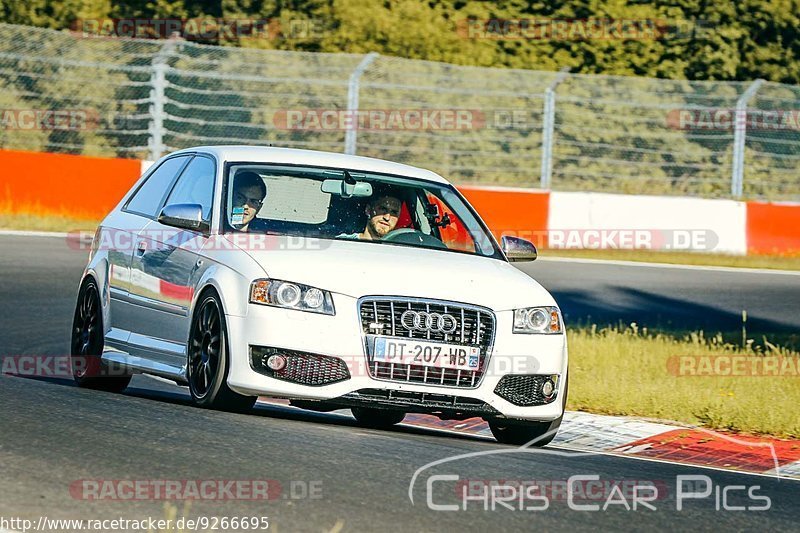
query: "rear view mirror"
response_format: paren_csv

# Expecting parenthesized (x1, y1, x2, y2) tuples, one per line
(321, 179, 373, 198)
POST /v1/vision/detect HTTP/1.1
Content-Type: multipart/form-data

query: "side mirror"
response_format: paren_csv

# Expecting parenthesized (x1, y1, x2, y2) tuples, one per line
(158, 203, 209, 233)
(501, 235, 537, 262)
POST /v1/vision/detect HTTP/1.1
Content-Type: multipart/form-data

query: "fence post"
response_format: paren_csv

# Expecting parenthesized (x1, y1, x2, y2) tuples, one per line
(147, 40, 178, 161)
(540, 68, 570, 189)
(344, 52, 379, 155)
(731, 79, 764, 198)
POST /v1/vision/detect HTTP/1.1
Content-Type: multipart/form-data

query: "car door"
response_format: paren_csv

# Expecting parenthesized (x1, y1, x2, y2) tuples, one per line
(127, 154, 217, 367)
(106, 155, 191, 350)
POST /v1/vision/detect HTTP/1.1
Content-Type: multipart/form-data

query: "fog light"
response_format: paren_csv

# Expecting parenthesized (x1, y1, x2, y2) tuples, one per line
(542, 379, 555, 397)
(266, 354, 287, 371)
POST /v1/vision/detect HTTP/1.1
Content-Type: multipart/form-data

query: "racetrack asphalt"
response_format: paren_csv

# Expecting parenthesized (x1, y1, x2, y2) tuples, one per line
(1, 234, 799, 531)
(520, 258, 800, 336)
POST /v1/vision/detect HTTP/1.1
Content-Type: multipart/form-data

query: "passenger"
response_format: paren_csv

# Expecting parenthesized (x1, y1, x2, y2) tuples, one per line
(231, 171, 267, 232)
(339, 193, 403, 240)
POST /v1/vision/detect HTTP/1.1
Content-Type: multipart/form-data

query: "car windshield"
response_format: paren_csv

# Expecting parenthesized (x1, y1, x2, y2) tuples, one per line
(223, 163, 502, 259)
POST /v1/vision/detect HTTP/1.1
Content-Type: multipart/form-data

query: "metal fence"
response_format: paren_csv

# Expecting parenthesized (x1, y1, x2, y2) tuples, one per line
(0, 23, 798, 200)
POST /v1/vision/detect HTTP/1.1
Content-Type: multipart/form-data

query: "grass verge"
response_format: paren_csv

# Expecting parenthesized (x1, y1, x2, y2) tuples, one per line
(566, 325, 800, 438)
(543, 248, 800, 271)
(0, 212, 99, 232)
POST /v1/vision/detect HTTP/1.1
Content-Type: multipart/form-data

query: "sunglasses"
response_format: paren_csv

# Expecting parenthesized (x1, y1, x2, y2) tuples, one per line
(234, 191, 264, 208)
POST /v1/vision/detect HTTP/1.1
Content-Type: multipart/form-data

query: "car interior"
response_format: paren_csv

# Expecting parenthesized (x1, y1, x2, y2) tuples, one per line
(242, 183, 440, 241)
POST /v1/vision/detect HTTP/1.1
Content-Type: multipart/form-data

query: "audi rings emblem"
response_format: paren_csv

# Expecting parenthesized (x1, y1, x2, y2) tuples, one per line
(400, 310, 458, 334)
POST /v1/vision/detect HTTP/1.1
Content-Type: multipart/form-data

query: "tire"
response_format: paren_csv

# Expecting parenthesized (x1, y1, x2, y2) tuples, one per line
(70, 279, 131, 393)
(187, 290, 256, 413)
(489, 374, 569, 446)
(351, 407, 405, 429)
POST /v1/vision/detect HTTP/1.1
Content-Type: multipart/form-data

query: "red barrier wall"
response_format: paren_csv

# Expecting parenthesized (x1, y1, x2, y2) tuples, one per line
(0, 149, 141, 219)
(746, 201, 800, 256)
(458, 185, 550, 247)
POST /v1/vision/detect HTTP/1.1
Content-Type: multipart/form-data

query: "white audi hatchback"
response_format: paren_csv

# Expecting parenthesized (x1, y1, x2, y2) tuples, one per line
(71, 146, 568, 445)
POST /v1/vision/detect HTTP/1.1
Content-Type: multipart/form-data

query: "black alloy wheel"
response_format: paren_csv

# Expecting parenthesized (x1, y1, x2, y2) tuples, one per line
(187, 291, 256, 412)
(70, 279, 131, 392)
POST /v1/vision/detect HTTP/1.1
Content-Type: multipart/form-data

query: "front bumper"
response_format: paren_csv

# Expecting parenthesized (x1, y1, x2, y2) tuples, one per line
(225, 295, 568, 422)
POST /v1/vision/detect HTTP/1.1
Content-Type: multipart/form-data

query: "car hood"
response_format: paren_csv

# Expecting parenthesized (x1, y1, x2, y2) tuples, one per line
(227, 235, 556, 311)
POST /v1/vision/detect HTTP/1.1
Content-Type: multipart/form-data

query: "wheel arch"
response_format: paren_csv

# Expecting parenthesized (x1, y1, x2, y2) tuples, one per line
(77, 267, 111, 337)
(189, 264, 251, 320)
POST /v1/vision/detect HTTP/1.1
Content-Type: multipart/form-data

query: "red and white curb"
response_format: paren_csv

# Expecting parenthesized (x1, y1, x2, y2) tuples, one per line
(257, 398, 800, 480)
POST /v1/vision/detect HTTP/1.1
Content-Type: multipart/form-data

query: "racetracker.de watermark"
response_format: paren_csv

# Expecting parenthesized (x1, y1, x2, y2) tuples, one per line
(500, 229, 720, 252)
(70, 479, 283, 501)
(1, 356, 130, 378)
(457, 478, 671, 503)
(667, 355, 800, 377)
(456, 18, 716, 40)
(0, 109, 98, 131)
(0, 109, 153, 131)
(67, 229, 334, 253)
(67, 228, 722, 253)
(1, 354, 556, 379)
(70, 18, 325, 41)
(273, 109, 485, 131)
(69, 479, 321, 501)
(667, 109, 800, 131)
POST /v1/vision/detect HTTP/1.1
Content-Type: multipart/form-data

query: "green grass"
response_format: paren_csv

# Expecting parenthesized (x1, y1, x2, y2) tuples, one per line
(567, 325, 800, 438)
(543, 248, 800, 271)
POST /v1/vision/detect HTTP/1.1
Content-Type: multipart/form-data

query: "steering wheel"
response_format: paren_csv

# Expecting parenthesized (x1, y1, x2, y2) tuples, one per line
(382, 228, 448, 249)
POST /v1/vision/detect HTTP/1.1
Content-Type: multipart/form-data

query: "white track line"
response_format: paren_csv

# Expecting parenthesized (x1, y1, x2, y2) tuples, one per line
(538, 256, 800, 276)
(0, 229, 69, 238)
(550, 443, 800, 482)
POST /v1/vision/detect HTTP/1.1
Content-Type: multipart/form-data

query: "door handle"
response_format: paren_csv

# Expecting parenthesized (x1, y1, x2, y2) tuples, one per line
(135, 240, 147, 256)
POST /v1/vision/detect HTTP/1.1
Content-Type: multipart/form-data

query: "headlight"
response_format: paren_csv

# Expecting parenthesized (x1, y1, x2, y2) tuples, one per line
(250, 279, 335, 315)
(513, 306, 563, 334)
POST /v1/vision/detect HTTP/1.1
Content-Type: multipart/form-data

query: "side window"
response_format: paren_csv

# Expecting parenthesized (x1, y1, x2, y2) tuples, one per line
(125, 156, 190, 218)
(164, 156, 216, 221)
(425, 192, 477, 253)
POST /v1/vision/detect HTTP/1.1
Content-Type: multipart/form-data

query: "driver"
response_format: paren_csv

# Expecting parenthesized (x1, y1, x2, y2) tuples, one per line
(231, 171, 267, 232)
(339, 193, 403, 240)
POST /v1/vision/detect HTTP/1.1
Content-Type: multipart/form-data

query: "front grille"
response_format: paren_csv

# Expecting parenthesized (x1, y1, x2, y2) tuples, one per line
(250, 346, 350, 386)
(494, 374, 559, 406)
(359, 297, 495, 388)
(341, 389, 499, 416)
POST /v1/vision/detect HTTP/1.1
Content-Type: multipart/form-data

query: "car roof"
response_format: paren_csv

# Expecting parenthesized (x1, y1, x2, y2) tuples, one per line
(170, 145, 451, 185)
